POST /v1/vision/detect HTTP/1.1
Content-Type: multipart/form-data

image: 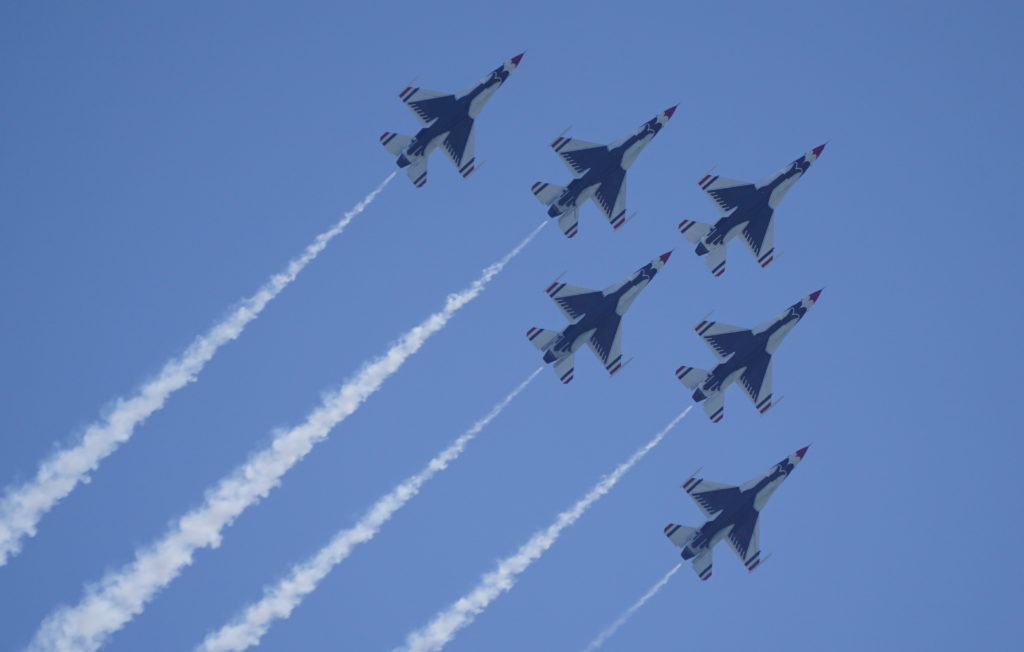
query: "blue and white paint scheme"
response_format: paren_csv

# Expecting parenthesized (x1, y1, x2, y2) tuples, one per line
(527, 252, 672, 384)
(665, 446, 809, 581)
(676, 290, 822, 422)
(531, 107, 677, 238)
(380, 53, 524, 187)
(679, 144, 826, 276)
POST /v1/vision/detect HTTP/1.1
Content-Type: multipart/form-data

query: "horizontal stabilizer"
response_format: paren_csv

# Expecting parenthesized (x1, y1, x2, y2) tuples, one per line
(553, 353, 575, 384)
(675, 365, 709, 390)
(690, 550, 713, 581)
(664, 523, 696, 547)
(702, 391, 725, 423)
(526, 327, 560, 351)
(703, 243, 727, 277)
(678, 219, 712, 244)
(405, 158, 428, 188)
(557, 207, 580, 239)
(531, 181, 564, 206)
(380, 132, 412, 157)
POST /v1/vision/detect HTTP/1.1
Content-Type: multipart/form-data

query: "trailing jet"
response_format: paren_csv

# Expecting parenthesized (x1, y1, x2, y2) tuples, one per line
(380, 53, 524, 187)
(664, 446, 809, 581)
(527, 252, 672, 384)
(679, 145, 826, 276)
(530, 107, 677, 238)
(676, 290, 822, 422)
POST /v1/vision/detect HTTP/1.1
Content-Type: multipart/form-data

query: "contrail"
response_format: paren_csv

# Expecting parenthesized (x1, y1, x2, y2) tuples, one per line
(398, 407, 692, 652)
(28, 222, 546, 652)
(197, 367, 543, 652)
(581, 564, 681, 652)
(0, 173, 395, 568)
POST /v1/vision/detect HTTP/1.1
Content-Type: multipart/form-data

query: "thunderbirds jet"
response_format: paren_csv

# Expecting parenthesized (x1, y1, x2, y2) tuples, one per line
(664, 446, 809, 581)
(530, 107, 677, 238)
(527, 252, 672, 384)
(679, 145, 826, 276)
(380, 53, 524, 187)
(676, 290, 822, 422)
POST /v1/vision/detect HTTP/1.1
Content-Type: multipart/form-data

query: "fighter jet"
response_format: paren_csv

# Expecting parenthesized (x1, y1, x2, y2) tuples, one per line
(675, 290, 822, 422)
(664, 446, 809, 581)
(678, 145, 826, 276)
(380, 53, 524, 187)
(527, 252, 672, 384)
(530, 107, 677, 238)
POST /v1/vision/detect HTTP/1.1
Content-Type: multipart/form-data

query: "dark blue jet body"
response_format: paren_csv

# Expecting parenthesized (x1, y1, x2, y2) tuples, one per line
(397, 66, 511, 167)
(549, 116, 667, 217)
(692, 299, 810, 402)
(695, 154, 813, 254)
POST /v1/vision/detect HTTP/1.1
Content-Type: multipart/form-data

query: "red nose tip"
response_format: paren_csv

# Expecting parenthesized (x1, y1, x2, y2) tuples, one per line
(795, 446, 809, 459)
(808, 289, 823, 302)
(659, 251, 673, 263)
(510, 52, 525, 66)
(664, 105, 678, 119)
(812, 143, 826, 157)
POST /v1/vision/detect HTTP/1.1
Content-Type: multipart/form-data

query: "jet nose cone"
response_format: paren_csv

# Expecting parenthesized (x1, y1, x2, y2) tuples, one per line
(795, 446, 810, 460)
(659, 251, 673, 263)
(808, 289, 823, 303)
(510, 52, 525, 66)
(811, 143, 826, 157)
(663, 105, 678, 119)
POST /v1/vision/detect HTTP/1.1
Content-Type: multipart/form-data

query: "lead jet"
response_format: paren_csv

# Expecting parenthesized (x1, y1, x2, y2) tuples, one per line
(527, 252, 671, 384)
(380, 53, 524, 188)
(530, 107, 677, 238)
(675, 290, 822, 422)
(678, 145, 826, 276)
(664, 446, 809, 581)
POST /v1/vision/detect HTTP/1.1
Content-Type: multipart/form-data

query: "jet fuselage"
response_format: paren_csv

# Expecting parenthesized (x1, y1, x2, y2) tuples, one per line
(681, 458, 797, 559)
(693, 301, 809, 401)
(398, 67, 511, 166)
(549, 118, 665, 217)
(696, 155, 813, 254)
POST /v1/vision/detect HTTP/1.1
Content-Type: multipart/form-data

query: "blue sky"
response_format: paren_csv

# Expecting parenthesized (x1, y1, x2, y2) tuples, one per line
(2, 2, 1022, 650)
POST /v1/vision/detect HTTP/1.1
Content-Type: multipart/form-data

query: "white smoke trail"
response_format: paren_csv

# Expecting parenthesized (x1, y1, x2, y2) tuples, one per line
(398, 407, 692, 652)
(28, 221, 546, 652)
(0, 173, 395, 568)
(198, 367, 543, 652)
(581, 564, 681, 652)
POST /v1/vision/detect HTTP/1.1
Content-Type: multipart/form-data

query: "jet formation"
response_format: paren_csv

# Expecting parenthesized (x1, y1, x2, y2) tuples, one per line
(531, 108, 677, 238)
(665, 446, 809, 580)
(676, 290, 822, 423)
(527, 253, 672, 384)
(379, 55, 828, 583)
(380, 53, 524, 187)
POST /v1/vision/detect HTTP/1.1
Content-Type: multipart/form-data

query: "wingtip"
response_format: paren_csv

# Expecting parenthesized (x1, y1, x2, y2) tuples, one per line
(510, 52, 525, 66)
(795, 445, 810, 460)
(659, 251, 673, 263)
(812, 143, 826, 157)
(664, 105, 678, 119)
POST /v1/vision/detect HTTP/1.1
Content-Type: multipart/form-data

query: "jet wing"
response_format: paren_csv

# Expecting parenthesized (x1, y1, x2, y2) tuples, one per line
(738, 351, 774, 414)
(545, 280, 603, 321)
(698, 174, 756, 216)
(725, 508, 764, 571)
(398, 86, 457, 126)
(593, 168, 629, 230)
(585, 315, 625, 375)
(550, 136, 607, 178)
(682, 475, 740, 518)
(441, 119, 477, 178)
(694, 319, 754, 361)
(740, 215, 776, 268)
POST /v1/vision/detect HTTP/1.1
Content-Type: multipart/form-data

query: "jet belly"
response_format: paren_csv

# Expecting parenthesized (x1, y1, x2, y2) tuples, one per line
(618, 136, 650, 170)
(615, 278, 648, 315)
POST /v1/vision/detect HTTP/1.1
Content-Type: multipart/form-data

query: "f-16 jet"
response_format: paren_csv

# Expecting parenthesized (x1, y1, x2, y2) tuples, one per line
(527, 252, 672, 384)
(530, 107, 677, 238)
(664, 446, 809, 581)
(676, 290, 822, 422)
(380, 53, 524, 187)
(679, 145, 826, 276)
